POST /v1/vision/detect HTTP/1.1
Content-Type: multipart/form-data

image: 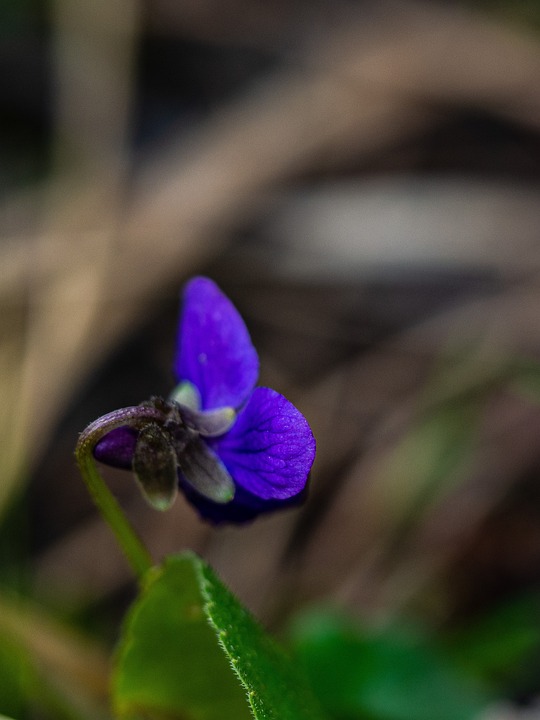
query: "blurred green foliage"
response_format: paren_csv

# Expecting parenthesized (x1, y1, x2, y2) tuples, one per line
(446, 594, 540, 690)
(289, 611, 492, 720)
(470, 0, 540, 30)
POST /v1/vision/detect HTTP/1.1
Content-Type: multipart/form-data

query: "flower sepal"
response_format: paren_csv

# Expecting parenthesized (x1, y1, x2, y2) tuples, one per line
(91, 395, 238, 510)
(133, 423, 178, 511)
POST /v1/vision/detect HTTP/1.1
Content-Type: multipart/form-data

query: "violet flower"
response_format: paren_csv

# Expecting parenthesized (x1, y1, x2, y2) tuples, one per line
(91, 277, 316, 523)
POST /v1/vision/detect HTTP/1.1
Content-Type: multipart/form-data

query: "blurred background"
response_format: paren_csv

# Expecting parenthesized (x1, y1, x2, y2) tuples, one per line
(1, 0, 540, 718)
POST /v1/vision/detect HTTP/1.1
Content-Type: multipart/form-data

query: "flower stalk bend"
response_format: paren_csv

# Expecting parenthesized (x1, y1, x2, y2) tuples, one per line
(75, 408, 160, 580)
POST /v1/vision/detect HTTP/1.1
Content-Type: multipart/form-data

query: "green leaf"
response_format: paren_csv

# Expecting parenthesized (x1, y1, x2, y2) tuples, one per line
(0, 635, 31, 720)
(114, 552, 326, 720)
(446, 594, 540, 688)
(289, 610, 491, 720)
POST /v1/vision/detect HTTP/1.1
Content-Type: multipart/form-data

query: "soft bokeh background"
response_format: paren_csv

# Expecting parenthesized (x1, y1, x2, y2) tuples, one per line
(1, 1, 540, 718)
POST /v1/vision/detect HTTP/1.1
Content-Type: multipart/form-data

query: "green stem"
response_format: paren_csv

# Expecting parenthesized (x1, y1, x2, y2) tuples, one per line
(76, 407, 164, 581)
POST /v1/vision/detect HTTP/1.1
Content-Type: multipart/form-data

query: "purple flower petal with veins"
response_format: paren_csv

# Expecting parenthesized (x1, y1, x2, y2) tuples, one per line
(93, 277, 315, 523)
(175, 277, 259, 411)
(210, 387, 315, 501)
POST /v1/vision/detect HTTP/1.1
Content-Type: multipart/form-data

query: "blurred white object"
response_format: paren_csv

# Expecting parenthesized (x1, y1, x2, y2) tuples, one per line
(262, 177, 540, 279)
(480, 700, 540, 720)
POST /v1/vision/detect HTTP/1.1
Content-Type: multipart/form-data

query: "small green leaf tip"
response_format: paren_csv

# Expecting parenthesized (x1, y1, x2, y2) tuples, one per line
(169, 380, 201, 410)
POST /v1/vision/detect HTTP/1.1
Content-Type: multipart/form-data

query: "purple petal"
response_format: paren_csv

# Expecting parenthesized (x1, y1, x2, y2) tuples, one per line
(93, 427, 138, 469)
(174, 277, 259, 411)
(210, 387, 316, 501)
